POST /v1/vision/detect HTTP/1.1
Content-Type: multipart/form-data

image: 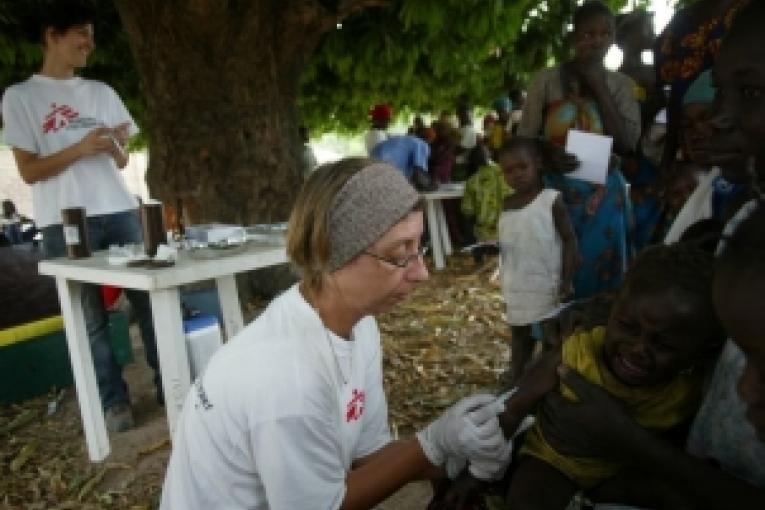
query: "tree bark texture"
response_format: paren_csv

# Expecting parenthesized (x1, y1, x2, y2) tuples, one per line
(115, 0, 387, 225)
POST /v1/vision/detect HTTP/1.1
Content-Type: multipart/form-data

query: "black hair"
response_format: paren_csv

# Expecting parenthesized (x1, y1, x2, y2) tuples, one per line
(717, 201, 765, 284)
(33, 0, 95, 44)
(496, 137, 580, 175)
(573, 0, 614, 31)
(2, 200, 16, 219)
(466, 143, 490, 177)
(622, 243, 725, 347)
(679, 219, 723, 255)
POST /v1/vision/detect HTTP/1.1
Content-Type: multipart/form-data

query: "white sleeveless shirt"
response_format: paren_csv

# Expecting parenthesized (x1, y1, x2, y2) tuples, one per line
(498, 189, 562, 325)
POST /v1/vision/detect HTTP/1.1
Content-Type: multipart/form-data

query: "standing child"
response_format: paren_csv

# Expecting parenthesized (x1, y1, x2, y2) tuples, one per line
(497, 138, 578, 382)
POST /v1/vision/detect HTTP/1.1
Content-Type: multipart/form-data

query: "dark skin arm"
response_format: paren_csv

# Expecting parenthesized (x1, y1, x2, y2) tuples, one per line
(551, 195, 577, 301)
(540, 367, 765, 509)
(570, 60, 635, 155)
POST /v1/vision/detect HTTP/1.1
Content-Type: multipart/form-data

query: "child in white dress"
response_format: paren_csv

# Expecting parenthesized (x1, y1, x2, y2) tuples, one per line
(497, 138, 578, 383)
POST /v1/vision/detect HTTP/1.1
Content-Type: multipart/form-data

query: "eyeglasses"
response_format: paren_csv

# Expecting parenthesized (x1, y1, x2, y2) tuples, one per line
(363, 245, 429, 269)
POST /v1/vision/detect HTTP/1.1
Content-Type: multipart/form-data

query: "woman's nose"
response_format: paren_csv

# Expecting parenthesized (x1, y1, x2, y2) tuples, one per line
(406, 255, 429, 282)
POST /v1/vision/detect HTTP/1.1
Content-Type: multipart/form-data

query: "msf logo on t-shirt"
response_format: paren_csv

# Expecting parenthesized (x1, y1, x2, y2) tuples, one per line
(42, 103, 79, 133)
(345, 389, 365, 422)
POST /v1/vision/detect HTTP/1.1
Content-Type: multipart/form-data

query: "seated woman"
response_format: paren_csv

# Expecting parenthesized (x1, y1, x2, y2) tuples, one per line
(160, 158, 510, 509)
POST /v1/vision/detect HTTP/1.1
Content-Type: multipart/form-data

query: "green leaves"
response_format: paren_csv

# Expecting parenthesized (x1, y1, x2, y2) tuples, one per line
(301, 0, 637, 134)
(1, 0, 636, 141)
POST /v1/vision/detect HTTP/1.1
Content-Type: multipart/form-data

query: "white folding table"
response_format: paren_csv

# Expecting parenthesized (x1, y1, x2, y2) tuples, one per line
(39, 244, 287, 462)
(422, 184, 465, 270)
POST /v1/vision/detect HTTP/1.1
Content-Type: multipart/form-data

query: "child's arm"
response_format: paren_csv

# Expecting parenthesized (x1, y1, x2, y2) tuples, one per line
(498, 347, 562, 439)
(552, 195, 577, 301)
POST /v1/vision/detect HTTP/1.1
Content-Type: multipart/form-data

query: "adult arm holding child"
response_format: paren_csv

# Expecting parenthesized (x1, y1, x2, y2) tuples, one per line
(541, 366, 765, 509)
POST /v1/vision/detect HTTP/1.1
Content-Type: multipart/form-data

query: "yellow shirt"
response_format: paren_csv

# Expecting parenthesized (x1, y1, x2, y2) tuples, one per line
(520, 327, 702, 488)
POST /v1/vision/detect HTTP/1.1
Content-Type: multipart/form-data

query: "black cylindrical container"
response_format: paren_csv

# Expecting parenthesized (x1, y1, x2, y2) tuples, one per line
(61, 207, 90, 259)
(141, 202, 166, 257)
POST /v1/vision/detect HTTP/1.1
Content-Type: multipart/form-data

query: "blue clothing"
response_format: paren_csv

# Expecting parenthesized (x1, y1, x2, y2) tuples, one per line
(629, 153, 663, 250)
(3, 223, 23, 244)
(42, 209, 160, 410)
(544, 171, 633, 299)
(711, 176, 746, 222)
(370, 135, 430, 180)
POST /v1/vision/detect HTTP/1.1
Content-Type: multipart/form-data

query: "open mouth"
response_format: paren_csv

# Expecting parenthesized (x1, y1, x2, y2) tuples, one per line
(612, 352, 651, 384)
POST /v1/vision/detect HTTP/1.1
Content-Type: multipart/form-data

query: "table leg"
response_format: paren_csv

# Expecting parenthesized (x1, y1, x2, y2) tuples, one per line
(215, 275, 244, 340)
(436, 200, 452, 256)
(56, 277, 110, 462)
(425, 199, 445, 270)
(149, 288, 191, 436)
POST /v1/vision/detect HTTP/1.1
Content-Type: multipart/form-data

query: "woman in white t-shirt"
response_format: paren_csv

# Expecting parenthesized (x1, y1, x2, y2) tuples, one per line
(161, 159, 512, 510)
(1, 1, 160, 432)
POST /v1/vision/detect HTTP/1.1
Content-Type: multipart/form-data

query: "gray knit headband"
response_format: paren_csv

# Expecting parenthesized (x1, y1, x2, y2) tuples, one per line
(329, 163, 420, 271)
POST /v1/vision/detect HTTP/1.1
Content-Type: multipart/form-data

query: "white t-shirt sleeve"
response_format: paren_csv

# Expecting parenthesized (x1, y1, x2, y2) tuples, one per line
(250, 415, 347, 510)
(354, 323, 392, 460)
(102, 85, 139, 137)
(2, 87, 39, 153)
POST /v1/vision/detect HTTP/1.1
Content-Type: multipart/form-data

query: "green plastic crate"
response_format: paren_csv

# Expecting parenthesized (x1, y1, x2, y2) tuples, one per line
(0, 311, 132, 405)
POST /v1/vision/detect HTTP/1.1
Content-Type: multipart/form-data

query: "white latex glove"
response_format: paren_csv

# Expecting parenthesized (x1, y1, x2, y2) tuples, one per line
(468, 439, 513, 481)
(467, 390, 535, 481)
(416, 393, 505, 468)
(444, 454, 467, 479)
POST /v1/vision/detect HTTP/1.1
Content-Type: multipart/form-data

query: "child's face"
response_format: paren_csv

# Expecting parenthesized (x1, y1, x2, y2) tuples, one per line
(708, 25, 765, 178)
(499, 148, 540, 193)
(714, 278, 765, 439)
(666, 164, 700, 211)
(605, 287, 714, 387)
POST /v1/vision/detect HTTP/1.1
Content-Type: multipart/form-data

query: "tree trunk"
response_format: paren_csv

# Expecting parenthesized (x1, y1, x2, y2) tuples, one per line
(114, 0, 387, 225)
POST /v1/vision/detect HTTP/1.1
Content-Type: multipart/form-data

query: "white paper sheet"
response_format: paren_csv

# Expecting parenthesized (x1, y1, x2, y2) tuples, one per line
(564, 129, 613, 185)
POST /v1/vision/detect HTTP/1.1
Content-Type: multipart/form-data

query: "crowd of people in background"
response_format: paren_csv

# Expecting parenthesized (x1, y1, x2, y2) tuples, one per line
(353, 0, 765, 508)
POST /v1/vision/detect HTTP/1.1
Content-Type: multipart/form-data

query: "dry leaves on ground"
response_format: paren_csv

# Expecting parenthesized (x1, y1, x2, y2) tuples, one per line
(1, 253, 511, 508)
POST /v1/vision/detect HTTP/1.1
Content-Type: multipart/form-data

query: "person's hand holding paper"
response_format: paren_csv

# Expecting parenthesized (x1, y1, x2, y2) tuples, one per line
(564, 129, 613, 185)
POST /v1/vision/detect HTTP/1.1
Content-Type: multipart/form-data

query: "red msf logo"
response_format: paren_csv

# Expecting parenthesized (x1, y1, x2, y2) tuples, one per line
(345, 389, 365, 422)
(42, 103, 79, 133)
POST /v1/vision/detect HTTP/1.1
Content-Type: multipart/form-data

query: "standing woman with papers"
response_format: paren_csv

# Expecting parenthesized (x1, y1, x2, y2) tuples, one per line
(518, 0, 640, 298)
